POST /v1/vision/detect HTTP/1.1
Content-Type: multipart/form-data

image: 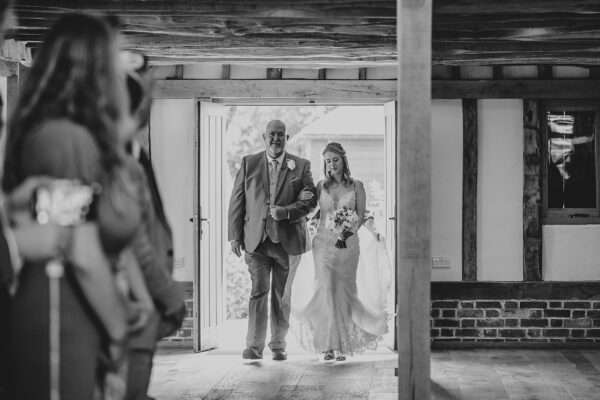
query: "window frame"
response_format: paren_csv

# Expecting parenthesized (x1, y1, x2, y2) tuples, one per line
(541, 100, 600, 225)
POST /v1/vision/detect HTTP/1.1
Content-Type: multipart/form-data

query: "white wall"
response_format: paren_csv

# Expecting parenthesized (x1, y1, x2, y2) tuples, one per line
(150, 99, 196, 282)
(543, 226, 600, 280)
(431, 100, 463, 281)
(477, 100, 523, 281)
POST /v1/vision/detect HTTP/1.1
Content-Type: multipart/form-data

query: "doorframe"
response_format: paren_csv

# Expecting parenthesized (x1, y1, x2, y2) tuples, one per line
(152, 85, 429, 395)
(192, 98, 399, 348)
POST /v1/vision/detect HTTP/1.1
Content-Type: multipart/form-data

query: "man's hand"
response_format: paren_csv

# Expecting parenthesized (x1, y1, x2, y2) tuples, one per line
(12, 224, 71, 262)
(297, 189, 314, 201)
(270, 206, 288, 221)
(230, 239, 244, 257)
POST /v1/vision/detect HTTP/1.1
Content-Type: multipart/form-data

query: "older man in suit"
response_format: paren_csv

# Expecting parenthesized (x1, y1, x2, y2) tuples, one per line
(228, 119, 316, 361)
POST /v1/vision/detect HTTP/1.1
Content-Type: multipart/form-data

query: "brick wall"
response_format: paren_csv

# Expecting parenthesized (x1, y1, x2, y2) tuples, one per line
(431, 282, 600, 347)
(160, 282, 194, 346)
(163, 282, 600, 348)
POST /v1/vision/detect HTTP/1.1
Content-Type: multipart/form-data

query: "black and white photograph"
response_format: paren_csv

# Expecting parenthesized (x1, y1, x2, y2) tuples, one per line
(1, 1, 600, 399)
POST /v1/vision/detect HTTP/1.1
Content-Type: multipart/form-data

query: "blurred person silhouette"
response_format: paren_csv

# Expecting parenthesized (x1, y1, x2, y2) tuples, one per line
(117, 46, 186, 400)
(2, 12, 152, 400)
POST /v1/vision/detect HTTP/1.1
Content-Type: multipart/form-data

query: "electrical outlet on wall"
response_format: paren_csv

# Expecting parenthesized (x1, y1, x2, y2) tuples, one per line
(432, 256, 451, 269)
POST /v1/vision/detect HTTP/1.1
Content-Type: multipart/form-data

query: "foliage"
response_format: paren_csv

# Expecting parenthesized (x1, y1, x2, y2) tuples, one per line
(224, 105, 336, 179)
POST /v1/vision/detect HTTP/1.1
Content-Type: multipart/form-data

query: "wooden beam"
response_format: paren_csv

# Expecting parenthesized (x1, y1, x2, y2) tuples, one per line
(221, 64, 231, 80)
(13, 0, 600, 66)
(358, 67, 367, 80)
(154, 79, 600, 100)
(396, 0, 431, 398)
(432, 80, 600, 99)
(449, 66, 461, 80)
(493, 66, 503, 80)
(523, 99, 543, 281)
(537, 65, 553, 79)
(174, 65, 184, 79)
(266, 68, 283, 79)
(462, 99, 478, 281)
(152, 79, 396, 100)
(432, 281, 600, 300)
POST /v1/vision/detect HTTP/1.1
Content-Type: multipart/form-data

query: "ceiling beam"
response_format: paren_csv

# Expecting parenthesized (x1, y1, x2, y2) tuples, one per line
(8, 0, 600, 66)
(152, 78, 600, 100)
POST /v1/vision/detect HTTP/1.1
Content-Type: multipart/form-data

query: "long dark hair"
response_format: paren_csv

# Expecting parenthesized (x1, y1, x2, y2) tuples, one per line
(3, 12, 125, 191)
(322, 142, 353, 189)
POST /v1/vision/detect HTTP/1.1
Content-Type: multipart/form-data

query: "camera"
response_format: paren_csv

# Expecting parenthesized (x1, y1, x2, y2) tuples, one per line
(32, 180, 99, 226)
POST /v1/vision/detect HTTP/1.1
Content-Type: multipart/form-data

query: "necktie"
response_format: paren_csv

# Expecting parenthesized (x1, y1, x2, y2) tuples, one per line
(270, 159, 278, 204)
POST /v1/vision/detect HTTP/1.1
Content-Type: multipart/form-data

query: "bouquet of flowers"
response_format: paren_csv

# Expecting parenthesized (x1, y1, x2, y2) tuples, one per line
(326, 206, 360, 248)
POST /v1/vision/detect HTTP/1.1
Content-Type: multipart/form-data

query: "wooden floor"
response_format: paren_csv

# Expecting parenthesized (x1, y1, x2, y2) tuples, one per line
(148, 348, 600, 400)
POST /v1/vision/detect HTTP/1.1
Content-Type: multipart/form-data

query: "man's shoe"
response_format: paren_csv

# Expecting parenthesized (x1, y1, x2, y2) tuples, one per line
(242, 348, 263, 360)
(272, 350, 287, 361)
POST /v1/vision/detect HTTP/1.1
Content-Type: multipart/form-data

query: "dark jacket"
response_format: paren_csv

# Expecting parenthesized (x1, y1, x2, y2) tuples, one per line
(128, 148, 185, 351)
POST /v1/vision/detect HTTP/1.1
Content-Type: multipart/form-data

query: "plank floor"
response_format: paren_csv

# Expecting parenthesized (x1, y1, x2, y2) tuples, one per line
(148, 348, 600, 400)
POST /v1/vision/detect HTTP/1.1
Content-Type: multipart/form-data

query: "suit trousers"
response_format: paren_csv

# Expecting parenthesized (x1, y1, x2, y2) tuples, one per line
(244, 238, 290, 354)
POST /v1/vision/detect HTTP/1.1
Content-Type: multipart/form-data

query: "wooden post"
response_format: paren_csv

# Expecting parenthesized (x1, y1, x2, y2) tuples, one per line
(462, 99, 478, 281)
(523, 99, 543, 281)
(397, 0, 431, 398)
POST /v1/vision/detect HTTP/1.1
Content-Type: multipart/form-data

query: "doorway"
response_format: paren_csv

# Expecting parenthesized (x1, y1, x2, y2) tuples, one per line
(148, 99, 397, 353)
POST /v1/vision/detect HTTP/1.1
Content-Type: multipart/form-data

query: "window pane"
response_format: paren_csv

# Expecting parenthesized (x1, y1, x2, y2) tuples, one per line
(547, 110, 596, 209)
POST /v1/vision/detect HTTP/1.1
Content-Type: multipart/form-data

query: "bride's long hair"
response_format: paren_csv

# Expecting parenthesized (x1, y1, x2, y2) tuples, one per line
(322, 142, 353, 189)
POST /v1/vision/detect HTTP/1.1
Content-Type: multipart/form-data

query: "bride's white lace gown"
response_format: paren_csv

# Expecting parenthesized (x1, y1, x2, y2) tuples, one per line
(290, 185, 391, 355)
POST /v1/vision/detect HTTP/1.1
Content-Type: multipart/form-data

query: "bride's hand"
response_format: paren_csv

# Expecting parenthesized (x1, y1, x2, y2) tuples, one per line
(297, 189, 314, 201)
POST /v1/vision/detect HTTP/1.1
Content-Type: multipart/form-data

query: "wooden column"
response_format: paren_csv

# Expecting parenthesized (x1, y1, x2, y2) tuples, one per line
(4, 62, 25, 120)
(523, 99, 543, 281)
(396, 0, 431, 398)
(462, 99, 478, 281)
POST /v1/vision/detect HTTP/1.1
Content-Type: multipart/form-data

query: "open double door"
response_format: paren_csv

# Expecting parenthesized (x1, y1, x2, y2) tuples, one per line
(150, 99, 397, 352)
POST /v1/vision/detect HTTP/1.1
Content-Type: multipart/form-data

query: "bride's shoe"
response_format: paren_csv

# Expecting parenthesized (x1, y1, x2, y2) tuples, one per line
(323, 350, 335, 361)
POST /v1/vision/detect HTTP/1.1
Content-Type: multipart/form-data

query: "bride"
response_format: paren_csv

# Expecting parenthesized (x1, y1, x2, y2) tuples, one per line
(286, 142, 392, 361)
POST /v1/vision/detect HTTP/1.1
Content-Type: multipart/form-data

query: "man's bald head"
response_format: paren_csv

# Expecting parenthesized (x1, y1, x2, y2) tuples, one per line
(263, 119, 288, 158)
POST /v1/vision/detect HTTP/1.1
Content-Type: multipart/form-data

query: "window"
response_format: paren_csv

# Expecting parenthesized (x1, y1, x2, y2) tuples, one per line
(542, 101, 600, 224)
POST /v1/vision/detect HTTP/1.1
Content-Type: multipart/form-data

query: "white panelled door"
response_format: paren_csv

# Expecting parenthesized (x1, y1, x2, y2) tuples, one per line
(384, 101, 396, 265)
(195, 101, 226, 352)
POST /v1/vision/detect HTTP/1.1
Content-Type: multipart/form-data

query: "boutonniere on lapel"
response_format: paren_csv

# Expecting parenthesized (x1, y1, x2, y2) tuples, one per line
(286, 159, 296, 171)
